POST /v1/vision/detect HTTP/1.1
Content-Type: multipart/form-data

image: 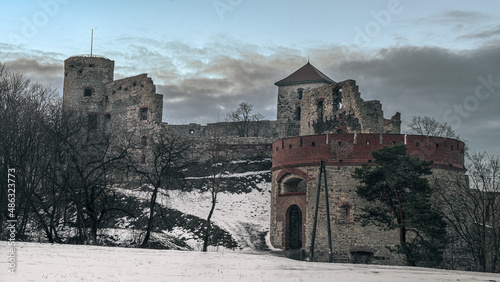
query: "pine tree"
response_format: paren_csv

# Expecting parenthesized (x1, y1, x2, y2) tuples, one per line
(353, 145, 447, 267)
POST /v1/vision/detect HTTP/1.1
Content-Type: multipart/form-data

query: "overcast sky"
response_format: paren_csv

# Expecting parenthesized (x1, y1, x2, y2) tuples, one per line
(0, 0, 499, 156)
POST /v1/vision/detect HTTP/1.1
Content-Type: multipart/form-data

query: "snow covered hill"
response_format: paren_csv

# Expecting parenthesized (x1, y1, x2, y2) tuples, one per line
(103, 157, 274, 251)
(2, 241, 499, 282)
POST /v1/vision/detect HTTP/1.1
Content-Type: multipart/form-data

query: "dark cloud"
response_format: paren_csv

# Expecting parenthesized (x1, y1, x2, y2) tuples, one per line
(415, 10, 490, 25)
(1, 58, 63, 94)
(319, 45, 500, 155)
(0, 39, 498, 156)
(458, 26, 500, 40)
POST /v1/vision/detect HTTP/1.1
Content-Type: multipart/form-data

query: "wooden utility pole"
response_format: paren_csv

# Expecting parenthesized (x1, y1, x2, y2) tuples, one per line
(309, 160, 333, 262)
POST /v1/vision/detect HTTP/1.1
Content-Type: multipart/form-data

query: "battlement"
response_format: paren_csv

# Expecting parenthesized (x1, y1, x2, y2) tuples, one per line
(67, 54, 110, 59)
(272, 134, 465, 171)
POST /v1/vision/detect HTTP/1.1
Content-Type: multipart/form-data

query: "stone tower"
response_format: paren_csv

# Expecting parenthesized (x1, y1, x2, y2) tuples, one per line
(274, 62, 335, 136)
(270, 134, 466, 264)
(63, 55, 115, 128)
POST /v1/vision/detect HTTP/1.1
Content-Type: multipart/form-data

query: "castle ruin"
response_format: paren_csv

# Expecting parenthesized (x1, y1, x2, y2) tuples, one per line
(62, 54, 466, 265)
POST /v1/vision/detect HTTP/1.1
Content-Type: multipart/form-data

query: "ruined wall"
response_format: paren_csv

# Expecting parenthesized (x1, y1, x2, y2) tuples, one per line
(105, 74, 162, 130)
(270, 134, 466, 264)
(168, 120, 280, 139)
(299, 80, 401, 136)
(277, 82, 331, 122)
(104, 74, 164, 167)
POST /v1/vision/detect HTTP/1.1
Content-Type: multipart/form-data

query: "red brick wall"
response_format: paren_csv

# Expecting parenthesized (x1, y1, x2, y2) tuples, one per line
(272, 134, 465, 171)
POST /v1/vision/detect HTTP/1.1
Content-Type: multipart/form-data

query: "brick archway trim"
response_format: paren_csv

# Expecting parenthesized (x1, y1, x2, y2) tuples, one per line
(276, 168, 309, 183)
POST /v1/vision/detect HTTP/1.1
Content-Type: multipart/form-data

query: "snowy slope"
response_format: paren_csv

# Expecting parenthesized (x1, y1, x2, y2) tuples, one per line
(115, 169, 272, 251)
(167, 180, 271, 251)
(2, 242, 499, 282)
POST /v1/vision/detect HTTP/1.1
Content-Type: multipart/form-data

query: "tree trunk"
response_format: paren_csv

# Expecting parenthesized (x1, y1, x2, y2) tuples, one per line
(141, 185, 159, 248)
(202, 196, 217, 252)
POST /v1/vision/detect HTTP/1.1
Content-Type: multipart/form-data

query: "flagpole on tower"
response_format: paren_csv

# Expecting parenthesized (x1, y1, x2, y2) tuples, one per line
(90, 29, 93, 57)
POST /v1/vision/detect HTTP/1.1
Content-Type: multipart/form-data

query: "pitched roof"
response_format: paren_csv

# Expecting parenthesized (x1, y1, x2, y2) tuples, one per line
(275, 62, 335, 86)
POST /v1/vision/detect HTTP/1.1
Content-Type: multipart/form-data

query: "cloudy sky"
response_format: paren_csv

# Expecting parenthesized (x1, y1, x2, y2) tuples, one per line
(0, 0, 499, 155)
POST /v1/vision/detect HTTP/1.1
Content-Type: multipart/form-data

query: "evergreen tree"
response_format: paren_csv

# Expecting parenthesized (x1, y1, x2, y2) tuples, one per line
(353, 145, 447, 267)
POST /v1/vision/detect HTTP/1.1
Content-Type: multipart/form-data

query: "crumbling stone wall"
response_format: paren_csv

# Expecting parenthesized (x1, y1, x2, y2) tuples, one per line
(299, 80, 401, 136)
(105, 74, 162, 130)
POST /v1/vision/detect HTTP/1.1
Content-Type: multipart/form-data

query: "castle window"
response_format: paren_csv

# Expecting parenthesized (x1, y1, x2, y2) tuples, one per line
(289, 144, 292, 149)
(451, 146, 454, 151)
(338, 141, 343, 146)
(436, 144, 439, 149)
(84, 88, 92, 97)
(338, 204, 351, 224)
(189, 129, 195, 135)
(89, 64, 95, 68)
(281, 177, 307, 194)
(141, 136, 147, 146)
(317, 100, 324, 120)
(140, 107, 148, 120)
(311, 142, 316, 147)
(366, 141, 370, 145)
(295, 106, 301, 121)
(416, 142, 420, 147)
(105, 96, 109, 103)
(88, 113, 98, 130)
(140, 154, 146, 164)
(297, 88, 304, 100)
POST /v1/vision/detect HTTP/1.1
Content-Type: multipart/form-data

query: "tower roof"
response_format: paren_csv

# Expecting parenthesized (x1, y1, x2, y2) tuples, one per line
(275, 62, 335, 86)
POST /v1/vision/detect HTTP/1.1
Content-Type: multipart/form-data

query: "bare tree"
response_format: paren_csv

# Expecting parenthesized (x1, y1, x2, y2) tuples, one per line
(132, 129, 193, 247)
(435, 152, 500, 272)
(226, 102, 266, 137)
(201, 124, 232, 252)
(0, 64, 58, 239)
(54, 109, 134, 245)
(407, 116, 457, 138)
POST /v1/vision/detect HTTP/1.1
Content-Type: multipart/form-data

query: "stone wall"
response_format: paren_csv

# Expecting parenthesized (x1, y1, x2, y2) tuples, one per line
(62, 56, 115, 131)
(299, 80, 401, 135)
(277, 82, 330, 122)
(168, 120, 280, 138)
(270, 134, 466, 264)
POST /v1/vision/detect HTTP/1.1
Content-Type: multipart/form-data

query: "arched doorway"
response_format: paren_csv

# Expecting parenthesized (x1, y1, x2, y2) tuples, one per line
(287, 205, 302, 249)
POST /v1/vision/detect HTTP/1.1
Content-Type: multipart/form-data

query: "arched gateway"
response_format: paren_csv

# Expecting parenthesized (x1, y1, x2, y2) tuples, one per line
(287, 205, 302, 249)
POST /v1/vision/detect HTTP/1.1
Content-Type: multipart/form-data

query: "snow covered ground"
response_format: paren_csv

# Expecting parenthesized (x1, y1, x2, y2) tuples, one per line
(2, 241, 499, 282)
